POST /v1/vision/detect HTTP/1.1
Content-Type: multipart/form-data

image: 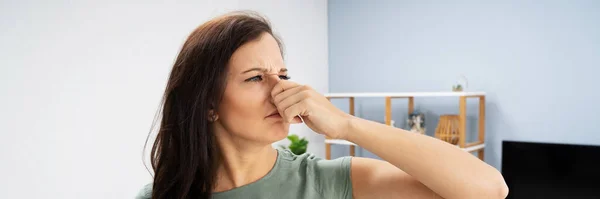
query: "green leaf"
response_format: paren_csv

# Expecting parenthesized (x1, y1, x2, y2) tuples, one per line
(299, 139, 308, 146)
(287, 135, 299, 143)
(286, 134, 308, 155)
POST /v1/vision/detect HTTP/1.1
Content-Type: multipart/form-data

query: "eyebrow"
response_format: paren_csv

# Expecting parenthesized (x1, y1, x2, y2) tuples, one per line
(241, 68, 288, 74)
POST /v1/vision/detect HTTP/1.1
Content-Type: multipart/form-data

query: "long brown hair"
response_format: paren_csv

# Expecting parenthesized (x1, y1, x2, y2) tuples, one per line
(144, 11, 284, 199)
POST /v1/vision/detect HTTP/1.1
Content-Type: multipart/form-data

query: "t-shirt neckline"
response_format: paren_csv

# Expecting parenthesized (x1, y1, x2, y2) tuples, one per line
(211, 148, 283, 197)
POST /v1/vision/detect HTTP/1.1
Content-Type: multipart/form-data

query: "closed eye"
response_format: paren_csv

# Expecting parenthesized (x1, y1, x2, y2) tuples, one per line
(245, 75, 291, 82)
(246, 75, 263, 82)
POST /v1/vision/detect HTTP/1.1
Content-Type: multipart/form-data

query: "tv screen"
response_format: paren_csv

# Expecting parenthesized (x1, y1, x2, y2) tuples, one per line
(502, 141, 600, 199)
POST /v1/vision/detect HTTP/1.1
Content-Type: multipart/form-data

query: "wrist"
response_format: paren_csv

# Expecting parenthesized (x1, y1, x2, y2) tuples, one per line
(340, 115, 363, 141)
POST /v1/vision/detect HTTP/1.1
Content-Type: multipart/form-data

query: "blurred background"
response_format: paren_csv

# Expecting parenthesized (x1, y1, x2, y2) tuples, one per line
(1, 0, 599, 198)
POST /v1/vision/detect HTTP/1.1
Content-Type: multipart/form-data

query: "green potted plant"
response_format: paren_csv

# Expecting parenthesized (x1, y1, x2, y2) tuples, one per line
(280, 134, 309, 155)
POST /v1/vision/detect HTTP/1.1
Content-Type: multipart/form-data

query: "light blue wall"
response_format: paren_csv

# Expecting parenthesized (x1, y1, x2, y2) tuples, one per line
(327, 0, 600, 169)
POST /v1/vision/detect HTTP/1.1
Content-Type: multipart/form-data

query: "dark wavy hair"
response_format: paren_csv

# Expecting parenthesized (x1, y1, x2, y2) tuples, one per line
(144, 11, 284, 199)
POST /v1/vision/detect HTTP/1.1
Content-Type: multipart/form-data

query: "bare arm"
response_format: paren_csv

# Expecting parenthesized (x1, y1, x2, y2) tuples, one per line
(346, 117, 508, 199)
(351, 157, 443, 199)
(270, 81, 508, 199)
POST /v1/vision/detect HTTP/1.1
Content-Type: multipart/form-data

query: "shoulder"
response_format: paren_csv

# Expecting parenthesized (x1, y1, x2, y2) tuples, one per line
(278, 148, 351, 168)
(277, 148, 352, 173)
(134, 183, 152, 199)
(278, 148, 353, 199)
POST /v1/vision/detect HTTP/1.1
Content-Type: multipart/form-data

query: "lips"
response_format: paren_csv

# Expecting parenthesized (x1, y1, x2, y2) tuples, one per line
(266, 111, 281, 118)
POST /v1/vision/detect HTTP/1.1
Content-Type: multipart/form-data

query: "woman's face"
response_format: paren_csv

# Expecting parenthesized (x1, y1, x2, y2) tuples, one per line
(214, 33, 289, 144)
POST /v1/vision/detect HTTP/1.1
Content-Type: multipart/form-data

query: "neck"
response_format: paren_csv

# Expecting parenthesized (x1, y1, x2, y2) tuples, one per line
(213, 126, 278, 192)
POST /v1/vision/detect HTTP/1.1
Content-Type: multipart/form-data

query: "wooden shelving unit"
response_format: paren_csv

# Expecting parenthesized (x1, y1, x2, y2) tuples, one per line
(325, 92, 486, 160)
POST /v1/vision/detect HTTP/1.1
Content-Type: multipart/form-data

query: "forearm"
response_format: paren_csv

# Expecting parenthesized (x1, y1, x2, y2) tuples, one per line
(344, 117, 508, 199)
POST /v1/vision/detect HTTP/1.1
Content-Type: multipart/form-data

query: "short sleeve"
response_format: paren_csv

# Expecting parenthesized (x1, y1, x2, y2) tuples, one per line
(134, 183, 152, 199)
(309, 156, 353, 199)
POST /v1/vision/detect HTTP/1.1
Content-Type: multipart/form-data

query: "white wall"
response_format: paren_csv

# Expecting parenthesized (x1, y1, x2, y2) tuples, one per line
(0, 0, 328, 198)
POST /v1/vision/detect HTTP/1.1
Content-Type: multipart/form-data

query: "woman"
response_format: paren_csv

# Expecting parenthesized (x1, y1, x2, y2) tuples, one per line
(137, 11, 508, 199)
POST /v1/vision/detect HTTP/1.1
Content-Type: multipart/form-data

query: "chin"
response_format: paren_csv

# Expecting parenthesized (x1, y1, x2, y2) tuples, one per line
(266, 122, 290, 142)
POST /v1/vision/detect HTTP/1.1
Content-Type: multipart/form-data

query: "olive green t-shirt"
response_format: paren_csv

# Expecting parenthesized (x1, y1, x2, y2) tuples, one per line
(135, 148, 353, 199)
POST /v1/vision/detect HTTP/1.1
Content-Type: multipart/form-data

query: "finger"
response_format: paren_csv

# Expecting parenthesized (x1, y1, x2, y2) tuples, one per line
(271, 80, 300, 99)
(283, 102, 309, 123)
(290, 116, 303, 124)
(275, 90, 311, 113)
(273, 84, 304, 104)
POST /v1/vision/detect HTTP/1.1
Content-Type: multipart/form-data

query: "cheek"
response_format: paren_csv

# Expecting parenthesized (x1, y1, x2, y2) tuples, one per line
(221, 91, 263, 118)
(235, 83, 271, 106)
(218, 83, 271, 131)
(240, 82, 274, 104)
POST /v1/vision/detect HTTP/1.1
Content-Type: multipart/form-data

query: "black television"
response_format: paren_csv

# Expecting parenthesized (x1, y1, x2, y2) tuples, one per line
(502, 141, 600, 199)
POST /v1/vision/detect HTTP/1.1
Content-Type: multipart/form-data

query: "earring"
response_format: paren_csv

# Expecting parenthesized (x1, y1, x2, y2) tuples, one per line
(210, 114, 219, 122)
(208, 110, 218, 122)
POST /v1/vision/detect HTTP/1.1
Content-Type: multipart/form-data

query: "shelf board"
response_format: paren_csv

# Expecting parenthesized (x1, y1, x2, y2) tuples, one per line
(325, 139, 485, 153)
(462, 143, 485, 152)
(325, 92, 485, 98)
(325, 139, 357, 146)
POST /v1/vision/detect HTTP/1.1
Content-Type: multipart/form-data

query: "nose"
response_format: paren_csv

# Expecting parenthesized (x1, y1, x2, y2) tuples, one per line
(265, 73, 282, 85)
(265, 73, 281, 104)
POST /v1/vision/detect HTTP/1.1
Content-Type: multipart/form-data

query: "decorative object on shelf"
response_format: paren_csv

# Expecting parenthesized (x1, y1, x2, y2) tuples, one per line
(407, 111, 426, 134)
(280, 134, 308, 155)
(434, 115, 460, 145)
(452, 74, 469, 92)
(452, 84, 463, 92)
